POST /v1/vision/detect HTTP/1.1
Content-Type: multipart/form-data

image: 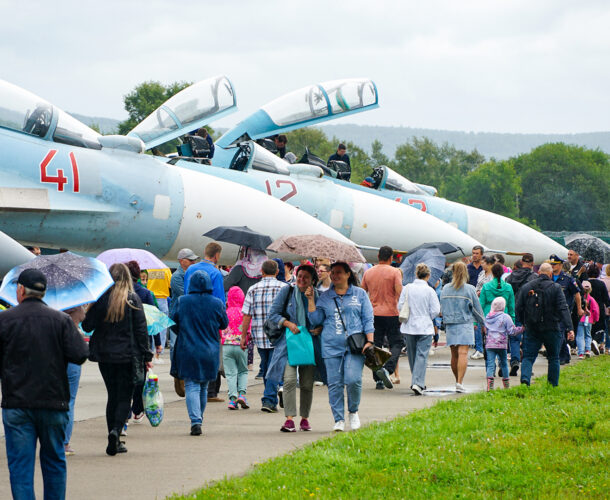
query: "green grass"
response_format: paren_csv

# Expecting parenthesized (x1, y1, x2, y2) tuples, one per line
(173, 358, 609, 499)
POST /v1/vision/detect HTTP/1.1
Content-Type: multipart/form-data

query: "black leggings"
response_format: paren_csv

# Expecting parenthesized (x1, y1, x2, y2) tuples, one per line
(98, 363, 134, 433)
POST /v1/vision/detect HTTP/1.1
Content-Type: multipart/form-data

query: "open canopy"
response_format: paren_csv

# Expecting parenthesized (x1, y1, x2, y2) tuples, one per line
(217, 78, 378, 147)
(128, 76, 237, 150)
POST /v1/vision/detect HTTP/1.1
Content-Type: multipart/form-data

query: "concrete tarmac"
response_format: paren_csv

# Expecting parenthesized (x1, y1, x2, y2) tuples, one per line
(0, 344, 541, 499)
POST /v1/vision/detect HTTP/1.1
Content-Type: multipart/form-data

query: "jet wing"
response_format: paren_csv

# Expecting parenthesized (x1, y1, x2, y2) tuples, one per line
(128, 76, 237, 150)
(217, 78, 378, 147)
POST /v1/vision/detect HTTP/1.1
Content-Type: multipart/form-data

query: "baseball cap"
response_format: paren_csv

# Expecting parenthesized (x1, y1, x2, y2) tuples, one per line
(582, 280, 592, 290)
(549, 254, 564, 264)
(177, 248, 199, 261)
(17, 269, 47, 292)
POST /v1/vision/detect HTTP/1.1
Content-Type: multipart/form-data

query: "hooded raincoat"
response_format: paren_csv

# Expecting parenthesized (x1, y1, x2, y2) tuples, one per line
(222, 286, 247, 346)
(170, 271, 229, 382)
(479, 278, 516, 321)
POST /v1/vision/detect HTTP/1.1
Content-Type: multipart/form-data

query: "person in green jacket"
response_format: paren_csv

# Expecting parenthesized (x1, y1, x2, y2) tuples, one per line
(480, 264, 515, 321)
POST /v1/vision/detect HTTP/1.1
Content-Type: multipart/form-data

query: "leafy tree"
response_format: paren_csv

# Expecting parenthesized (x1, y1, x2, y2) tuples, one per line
(370, 139, 390, 167)
(513, 143, 610, 231)
(117, 81, 192, 135)
(460, 159, 521, 219)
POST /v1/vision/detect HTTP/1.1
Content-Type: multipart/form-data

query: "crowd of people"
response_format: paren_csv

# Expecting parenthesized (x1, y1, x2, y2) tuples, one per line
(1, 240, 609, 499)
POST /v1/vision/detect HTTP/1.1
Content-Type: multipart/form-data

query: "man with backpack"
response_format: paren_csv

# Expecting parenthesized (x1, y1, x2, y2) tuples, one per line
(506, 253, 538, 376)
(515, 263, 574, 387)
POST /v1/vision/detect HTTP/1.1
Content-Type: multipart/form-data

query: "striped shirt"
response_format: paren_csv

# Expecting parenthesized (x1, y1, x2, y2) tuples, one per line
(242, 277, 287, 349)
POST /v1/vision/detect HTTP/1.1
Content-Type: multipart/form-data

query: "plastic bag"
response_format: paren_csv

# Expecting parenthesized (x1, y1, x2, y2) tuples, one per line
(143, 371, 164, 427)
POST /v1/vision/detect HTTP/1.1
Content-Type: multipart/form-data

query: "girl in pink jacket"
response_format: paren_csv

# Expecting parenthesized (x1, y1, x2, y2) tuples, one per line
(222, 287, 250, 410)
(577, 281, 600, 359)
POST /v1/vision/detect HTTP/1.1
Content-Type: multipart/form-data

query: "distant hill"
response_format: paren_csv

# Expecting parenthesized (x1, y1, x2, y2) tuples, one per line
(68, 113, 121, 135)
(320, 124, 610, 160)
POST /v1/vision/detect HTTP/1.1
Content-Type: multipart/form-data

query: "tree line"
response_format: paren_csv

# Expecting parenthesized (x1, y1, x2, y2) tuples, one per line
(118, 81, 610, 232)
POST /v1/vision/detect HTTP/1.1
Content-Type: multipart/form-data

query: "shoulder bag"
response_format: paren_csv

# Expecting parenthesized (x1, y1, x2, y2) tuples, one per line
(333, 296, 367, 354)
(263, 285, 293, 345)
(398, 285, 410, 322)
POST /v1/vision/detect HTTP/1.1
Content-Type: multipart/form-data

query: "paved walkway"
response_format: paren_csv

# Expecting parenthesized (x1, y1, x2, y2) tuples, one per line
(0, 345, 520, 499)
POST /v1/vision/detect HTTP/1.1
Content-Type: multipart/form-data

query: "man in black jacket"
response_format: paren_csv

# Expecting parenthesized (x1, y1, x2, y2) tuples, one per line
(515, 263, 574, 387)
(506, 253, 538, 375)
(0, 269, 89, 500)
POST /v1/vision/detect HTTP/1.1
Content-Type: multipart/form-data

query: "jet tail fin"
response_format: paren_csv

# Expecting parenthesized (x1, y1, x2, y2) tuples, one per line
(0, 231, 35, 278)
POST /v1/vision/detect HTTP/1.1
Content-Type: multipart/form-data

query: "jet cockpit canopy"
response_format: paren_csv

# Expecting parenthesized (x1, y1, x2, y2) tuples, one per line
(370, 166, 429, 195)
(217, 78, 378, 147)
(0, 79, 101, 149)
(128, 75, 237, 150)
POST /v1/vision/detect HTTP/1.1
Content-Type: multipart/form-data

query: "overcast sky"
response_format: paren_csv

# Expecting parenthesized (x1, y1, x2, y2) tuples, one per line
(2, 0, 609, 133)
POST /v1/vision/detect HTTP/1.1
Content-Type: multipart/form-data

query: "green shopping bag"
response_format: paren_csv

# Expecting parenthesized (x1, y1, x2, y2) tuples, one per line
(285, 326, 315, 366)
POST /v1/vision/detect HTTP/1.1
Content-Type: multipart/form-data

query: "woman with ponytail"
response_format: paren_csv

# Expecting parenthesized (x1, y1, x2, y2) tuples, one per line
(83, 263, 153, 456)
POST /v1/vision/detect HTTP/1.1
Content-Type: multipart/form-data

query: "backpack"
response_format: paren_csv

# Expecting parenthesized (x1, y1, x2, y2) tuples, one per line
(524, 280, 552, 329)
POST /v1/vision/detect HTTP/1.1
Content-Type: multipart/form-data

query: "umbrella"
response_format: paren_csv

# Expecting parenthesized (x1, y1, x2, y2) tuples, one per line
(405, 242, 465, 256)
(143, 304, 175, 336)
(202, 226, 272, 250)
(564, 234, 610, 263)
(400, 247, 446, 286)
(267, 234, 366, 263)
(0, 251, 114, 311)
(96, 248, 167, 270)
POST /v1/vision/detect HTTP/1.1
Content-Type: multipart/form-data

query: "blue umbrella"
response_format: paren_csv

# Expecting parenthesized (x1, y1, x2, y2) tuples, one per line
(143, 304, 175, 336)
(400, 247, 446, 286)
(0, 252, 114, 311)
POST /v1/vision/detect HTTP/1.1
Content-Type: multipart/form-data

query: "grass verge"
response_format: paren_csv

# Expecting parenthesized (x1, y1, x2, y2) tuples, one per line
(173, 357, 609, 499)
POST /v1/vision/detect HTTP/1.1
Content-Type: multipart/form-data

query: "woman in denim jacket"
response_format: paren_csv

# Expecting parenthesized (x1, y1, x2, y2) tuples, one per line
(440, 262, 486, 393)
(307, 262, 374, 432)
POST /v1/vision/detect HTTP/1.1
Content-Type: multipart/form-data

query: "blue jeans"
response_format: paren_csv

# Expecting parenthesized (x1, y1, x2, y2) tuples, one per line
(521, 329, 562, 387)
(576, 323, 592, 355)
(509, 321, 523, 363)
(3, 408, 69, 500)
(185, 379, 209, 425)
(257, 347, 274, 382)
(485, 348, 509, 378)
(474, 323, 483, 353)
(262, 378, 280, 407)
(324, 352, 365, 423)
(64, 363, 82, 446)
(404, 334, 432, 389)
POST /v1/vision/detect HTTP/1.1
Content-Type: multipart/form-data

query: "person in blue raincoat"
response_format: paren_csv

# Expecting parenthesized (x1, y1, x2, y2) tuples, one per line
(170, 271, 228, 436)
(306, 262, 374, 432)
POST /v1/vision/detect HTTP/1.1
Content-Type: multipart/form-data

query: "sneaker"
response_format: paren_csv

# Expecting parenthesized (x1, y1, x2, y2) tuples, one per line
(375, 381, 385, 390)
(278, 387, 284, 408)
(470, 351, 484, 360)
(585, 351, 591, 358)
(64, 444, 75, 456)
(333, 420, 345, 432)
(375, 367, 393, 389)
(106, 430, 119, 456)
(261, 404, 278, 413)
(509, 363, 519, 377)
(591, 340, 600, 356)
(190, 424, 202, 436)
(280, 419, 296, 432)
(411, 384, 423, 395)
(300, 418, 311, 431)
(120, 423, 128, 437)
(237, 395, 249, 409)
(314, 381, 324, 386)
(455, 383, 466, 393)
(117, 442, 128, 453)
(578, 354, 585, 360)
(228, 399, 238, 410)
(132, 412, 145, 424)
(348, 412, 361, 430)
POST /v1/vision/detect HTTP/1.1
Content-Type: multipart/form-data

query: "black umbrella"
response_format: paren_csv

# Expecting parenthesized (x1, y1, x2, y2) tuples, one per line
(405, 242, 465, 256)
(564, 233, 610, 263)
(202, 226, 273, 250)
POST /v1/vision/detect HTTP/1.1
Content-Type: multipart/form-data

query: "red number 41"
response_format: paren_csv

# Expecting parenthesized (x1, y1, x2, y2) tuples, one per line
(40, 150, 80, 192)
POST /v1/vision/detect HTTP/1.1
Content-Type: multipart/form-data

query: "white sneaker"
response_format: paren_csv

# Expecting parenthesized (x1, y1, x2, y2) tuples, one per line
(333, 420, 345, 432)
(348, 412, 361, 430)
(591, 340, 600, 356)
(470, 351, 484, 360)
(132, 412, 145, 424)
(456, 383, 466, 393)
(411, 384, 423, 395)
(314, 381, 324, 386)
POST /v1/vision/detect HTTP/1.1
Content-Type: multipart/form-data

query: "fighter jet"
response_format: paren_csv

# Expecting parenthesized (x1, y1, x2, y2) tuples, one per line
(0, 77, 358, 277)
(213, 79, 567, 263)
(163, 78, 483, 261)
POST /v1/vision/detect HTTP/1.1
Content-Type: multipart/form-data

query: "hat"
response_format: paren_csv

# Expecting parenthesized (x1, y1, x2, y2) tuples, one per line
(522, 253, 534, 263)
(17, 269, 47, 292)
(549, 254, 564, 264)
(582, 280, 592, 290)
(177, 248, 198, 260)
